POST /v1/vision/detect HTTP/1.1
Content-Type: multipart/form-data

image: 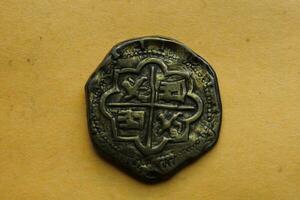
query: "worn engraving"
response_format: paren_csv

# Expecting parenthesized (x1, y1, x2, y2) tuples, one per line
(86, 36, 222, 182)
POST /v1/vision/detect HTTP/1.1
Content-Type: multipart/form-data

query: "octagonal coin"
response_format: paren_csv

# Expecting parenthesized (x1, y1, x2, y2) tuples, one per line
(85, 36, 222, 182)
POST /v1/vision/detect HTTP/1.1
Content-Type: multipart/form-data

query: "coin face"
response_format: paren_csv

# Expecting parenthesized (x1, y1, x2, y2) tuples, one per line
(85, 36, 222, 182)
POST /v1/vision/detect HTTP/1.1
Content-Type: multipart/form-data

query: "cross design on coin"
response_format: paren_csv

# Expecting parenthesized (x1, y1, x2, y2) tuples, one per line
(100, 58, 203, 155)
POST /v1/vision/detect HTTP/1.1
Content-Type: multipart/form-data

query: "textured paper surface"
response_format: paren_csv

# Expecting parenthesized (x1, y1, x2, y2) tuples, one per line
(0, 1, 299, 199)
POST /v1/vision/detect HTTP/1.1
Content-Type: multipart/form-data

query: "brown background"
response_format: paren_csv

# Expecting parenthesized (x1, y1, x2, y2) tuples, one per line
(0, 1, 299, 199)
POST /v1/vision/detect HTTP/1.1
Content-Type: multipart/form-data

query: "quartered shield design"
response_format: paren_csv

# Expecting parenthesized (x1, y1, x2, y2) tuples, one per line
(86, 36, 222, 182)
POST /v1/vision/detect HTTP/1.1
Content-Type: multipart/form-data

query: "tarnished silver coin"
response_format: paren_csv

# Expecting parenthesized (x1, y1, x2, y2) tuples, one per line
(85, 36, 222, 182)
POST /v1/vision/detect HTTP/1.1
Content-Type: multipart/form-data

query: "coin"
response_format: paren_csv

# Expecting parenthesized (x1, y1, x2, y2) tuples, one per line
(85, 36, 222, 182)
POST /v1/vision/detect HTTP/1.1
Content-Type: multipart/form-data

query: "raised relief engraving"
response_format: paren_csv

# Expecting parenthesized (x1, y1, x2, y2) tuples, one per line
(117, 110, 145, 130)
(100, 58, 203, 154)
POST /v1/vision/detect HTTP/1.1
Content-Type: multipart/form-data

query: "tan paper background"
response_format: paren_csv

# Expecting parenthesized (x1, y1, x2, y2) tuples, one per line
(0, 1, 299, 199)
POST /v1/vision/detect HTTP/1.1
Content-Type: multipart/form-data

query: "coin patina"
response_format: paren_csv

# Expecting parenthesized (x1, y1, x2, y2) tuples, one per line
(85, 36, 222, 182)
